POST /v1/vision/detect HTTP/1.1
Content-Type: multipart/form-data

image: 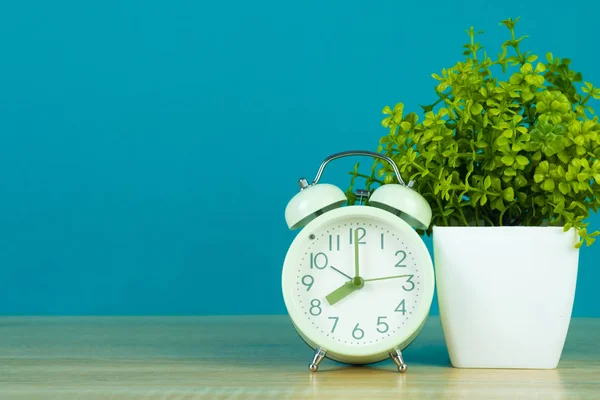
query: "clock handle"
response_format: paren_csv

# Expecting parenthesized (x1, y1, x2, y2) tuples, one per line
(309, 150, 409, 187)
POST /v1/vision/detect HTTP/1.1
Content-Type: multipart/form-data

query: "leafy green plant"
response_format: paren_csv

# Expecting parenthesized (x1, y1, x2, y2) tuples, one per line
(348, 17, 600, 248)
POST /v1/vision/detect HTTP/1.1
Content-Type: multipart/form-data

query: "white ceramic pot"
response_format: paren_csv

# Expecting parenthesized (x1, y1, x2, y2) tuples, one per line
(433, 226, 580, 369)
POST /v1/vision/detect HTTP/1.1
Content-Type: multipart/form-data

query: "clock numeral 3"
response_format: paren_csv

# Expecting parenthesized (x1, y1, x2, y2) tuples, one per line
(376, 316, 389, 333)
(310, 252, 328, 269)
(349, 228, 366, 244)
(301, 275, 314, 291)
(395, 299, 406, 315)
(403, 275, 415, 291)
(328, 316, 339, 333)
(310, 299, 322, 316)
(395, 250, 407, 267)
(352, 323, 365, 340)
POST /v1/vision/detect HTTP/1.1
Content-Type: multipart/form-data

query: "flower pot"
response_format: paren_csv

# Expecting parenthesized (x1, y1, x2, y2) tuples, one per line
(433, 226, 580, 369)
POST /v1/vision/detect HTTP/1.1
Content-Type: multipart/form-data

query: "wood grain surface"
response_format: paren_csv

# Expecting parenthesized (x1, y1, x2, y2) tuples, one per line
(1, 316, 598, 399)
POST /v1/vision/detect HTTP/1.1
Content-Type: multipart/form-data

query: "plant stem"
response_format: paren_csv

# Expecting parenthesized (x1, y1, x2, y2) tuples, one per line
(458, 207, 469, 225)
(509, 27, 524, 64)
(410, 162, 426, 172)
(581, 92, 593, 106)
(482, 213, 496, 226)
(349, 172, 383, 184)
(431, 182, 449, 226)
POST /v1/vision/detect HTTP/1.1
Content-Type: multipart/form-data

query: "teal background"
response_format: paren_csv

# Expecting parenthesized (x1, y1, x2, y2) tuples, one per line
(0, 1, 598, 316)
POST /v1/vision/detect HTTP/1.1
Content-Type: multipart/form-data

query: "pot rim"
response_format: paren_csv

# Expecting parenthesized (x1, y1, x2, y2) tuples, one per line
(432, 225, 570, 230)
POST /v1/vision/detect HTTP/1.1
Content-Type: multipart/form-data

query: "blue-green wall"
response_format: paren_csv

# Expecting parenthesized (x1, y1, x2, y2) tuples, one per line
(0, 1, 598, 316)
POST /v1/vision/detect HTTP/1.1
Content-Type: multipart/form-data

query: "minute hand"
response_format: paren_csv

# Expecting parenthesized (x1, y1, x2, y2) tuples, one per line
(353, 229, 360, 278)
(363, 274, 412, 282)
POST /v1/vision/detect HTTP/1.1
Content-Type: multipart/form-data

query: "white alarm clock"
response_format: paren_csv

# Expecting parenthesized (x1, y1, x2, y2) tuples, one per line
(282, 150, 434, 373)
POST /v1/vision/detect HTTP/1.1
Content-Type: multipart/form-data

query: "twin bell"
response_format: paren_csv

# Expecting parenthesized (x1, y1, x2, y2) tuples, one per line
(284, 150, 432, 232)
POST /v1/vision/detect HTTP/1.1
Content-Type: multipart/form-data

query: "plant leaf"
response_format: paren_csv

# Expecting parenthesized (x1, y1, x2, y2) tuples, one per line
(554, 201, 565, 214)
(501, 155, 515, 166)
(516, 155, 529, 166)
(543, 178, 555, 191)
(503, 187, 515, 201)
(558, 182, 571, 195)
(442, 208, 454, 217)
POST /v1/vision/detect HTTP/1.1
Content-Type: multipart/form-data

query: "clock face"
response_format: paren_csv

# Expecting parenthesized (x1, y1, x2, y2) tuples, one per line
(282, 206, 434, 363)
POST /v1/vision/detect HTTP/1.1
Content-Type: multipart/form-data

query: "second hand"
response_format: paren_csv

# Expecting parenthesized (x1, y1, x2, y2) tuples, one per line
(363, 274, 412, 282)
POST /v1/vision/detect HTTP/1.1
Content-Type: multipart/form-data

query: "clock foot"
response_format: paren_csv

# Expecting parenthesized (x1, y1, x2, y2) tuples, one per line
(389, 348, 408, 373)
(308, 347, 327, 372)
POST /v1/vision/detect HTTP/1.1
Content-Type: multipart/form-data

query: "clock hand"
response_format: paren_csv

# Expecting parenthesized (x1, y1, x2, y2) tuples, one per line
(325, 276, 365, 306)
(330, 265, 352, 280)
(354, 229, 360, 278)
(363, 274, 412, 282)
(325, 282, 356, 306)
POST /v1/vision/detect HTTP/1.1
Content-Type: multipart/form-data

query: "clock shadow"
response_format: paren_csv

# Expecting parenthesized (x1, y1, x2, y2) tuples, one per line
(314, 339, 450, 374)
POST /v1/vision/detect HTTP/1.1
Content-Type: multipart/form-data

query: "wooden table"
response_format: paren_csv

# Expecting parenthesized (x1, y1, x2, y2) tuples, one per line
(1, 316, 598, 399)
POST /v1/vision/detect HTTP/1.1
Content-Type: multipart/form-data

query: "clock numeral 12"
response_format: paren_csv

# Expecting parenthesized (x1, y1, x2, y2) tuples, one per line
(349, 228, 366, 244)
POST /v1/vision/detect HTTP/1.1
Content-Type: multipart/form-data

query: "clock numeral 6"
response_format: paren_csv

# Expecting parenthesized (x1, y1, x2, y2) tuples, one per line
(376, 316, 389, 333)
(310, 299, 322, 316)
(310, 252, 328, 269)
(301, 275, 314, 291)
(395, 250, 407, 268)
(352, 323, 365, 340)
(403, 275, 415, 291)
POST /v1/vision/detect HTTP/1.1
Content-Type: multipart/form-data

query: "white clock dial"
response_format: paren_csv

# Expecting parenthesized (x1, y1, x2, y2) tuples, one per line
(282, 206, 434, 364)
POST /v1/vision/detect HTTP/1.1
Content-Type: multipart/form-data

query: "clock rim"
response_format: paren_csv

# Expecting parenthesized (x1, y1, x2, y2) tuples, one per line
(281, 205, 435, 365)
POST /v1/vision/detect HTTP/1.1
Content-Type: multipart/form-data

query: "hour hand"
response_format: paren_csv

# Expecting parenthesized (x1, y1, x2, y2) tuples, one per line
(325, 281, 357, 306)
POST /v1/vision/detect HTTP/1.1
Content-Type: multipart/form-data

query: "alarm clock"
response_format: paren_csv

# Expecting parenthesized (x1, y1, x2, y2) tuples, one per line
(281, 150, 434, 373)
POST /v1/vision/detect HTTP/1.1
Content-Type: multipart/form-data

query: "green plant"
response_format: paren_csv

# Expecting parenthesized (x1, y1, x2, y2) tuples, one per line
(348, 17, 600, 248)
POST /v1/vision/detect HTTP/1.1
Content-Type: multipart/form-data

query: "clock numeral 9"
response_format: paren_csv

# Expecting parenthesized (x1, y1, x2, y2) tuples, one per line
(395, 299, 406, 315)
(376, 316, 389, 333)
(349, 228, 366, 244)
(395, 250, 407, 267)
(352, 323, 364, 340)
(310, 299, 322, 316)
(301, 275, 314, 291)
(403, 275, 415, 291)
(310, 252, 328, 269)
